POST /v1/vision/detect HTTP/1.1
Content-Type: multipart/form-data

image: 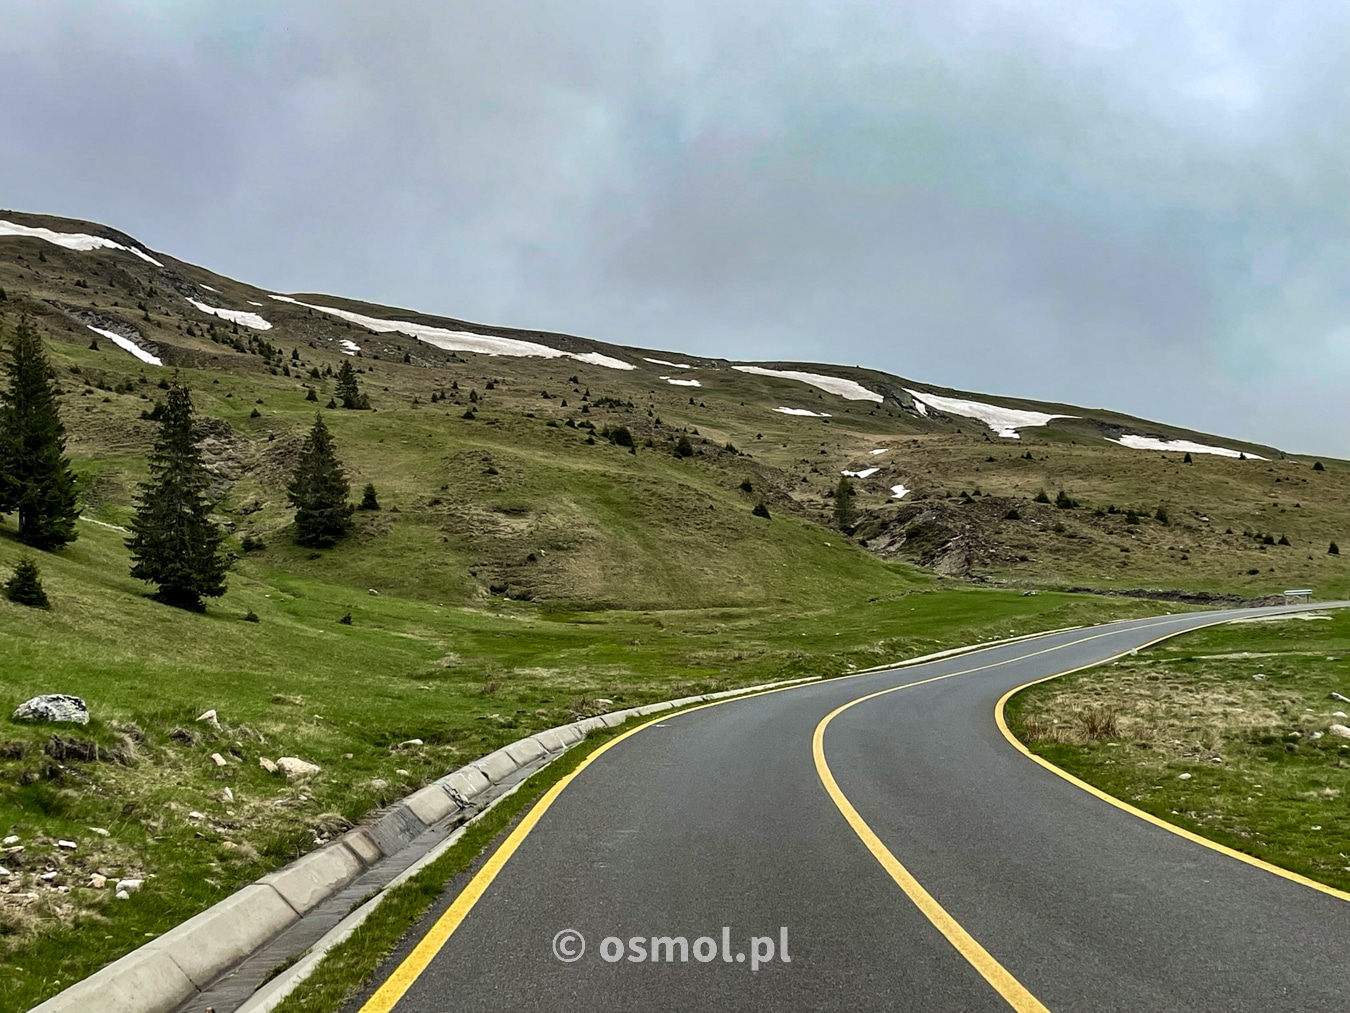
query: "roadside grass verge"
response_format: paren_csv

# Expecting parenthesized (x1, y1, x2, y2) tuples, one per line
(1006, 609, 1350, 893)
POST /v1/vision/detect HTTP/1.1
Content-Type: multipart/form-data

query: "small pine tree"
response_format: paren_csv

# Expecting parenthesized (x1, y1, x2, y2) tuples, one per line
(1183, 452, 1193, 464)
(0, 317, 80, 549)
(834, 476, 856, 530)
(126, 383, 228, 610)
(752, 502, 771, 519)
(305, 387, 318, 402)
(675, 436, 694, 458)
(1033, 489, 1050, 504)
(739, 479, 754, 493)
(1055, 490, 1077, 509)
(334, 360, 368, 409)
(287, 413, 354, 547)
(1154, 505, 1169, 525)
(326, 397, 337, 409)
(1330, 542, 1340, 556)
(358, 483, 380, 510)
(4, 557, 49, 608)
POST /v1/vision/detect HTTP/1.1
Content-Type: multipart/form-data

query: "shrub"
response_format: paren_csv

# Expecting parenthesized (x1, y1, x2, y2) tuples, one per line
(1033, 489, 1050, 504)
(1003, 508, 1021, 520)
(739, 479, 754, 493)
(1124, 510, 1141, 525)
(1277, 535, 1290, 546)
(243, 609, 260, 623)
(338, 610, 353, 625)
(1154, 505, 1169, 525)
(305, 388, 318, 402)
(1055, 490, 1077, 509)
(249, 407, 261, 418)
(1313, 461, 1324, 471)
(1330, 542, 1340, 556)
(240, 534, 265, 553)
(752, 502, 771, 519)
(674, 436, 694, 458)
(605, 426, 634, 448)
(4, 558, 49, 608)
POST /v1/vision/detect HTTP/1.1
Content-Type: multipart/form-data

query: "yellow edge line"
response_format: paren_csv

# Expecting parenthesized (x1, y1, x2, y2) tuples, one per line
(359, 681, 831, 1012)
(361, 610, 1220, 1011)
(813, 689, 1050, 1012)
(994, 619, 1350, 905)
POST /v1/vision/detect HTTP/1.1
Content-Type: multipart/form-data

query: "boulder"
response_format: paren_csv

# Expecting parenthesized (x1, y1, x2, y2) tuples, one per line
(276, 756, 320, 780)
(12, 694, 89, 725)
(258, 757, 278, 774)
(1329, 724, 1350, 739)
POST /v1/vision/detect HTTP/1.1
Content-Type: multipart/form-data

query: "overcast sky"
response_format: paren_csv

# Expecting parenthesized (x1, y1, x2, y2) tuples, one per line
(3, 1, 1347, 453)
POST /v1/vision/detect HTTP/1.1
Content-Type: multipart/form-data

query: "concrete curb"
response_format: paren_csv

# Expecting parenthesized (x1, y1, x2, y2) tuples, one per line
(27, 676, 819, 1013)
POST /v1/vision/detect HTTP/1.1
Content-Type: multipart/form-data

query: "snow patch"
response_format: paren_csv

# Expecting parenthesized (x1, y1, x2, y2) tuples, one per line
(891, 485, 911, 499)
(185, 298, 272, 331)
(572, 351, 636, 370)
(1107, 435, 1264, 460)
(247, 301, 263, 306)
(661, 376, 701, 387)
(905, 389, 1072, 438)
(270, 295, 634, 369)
(645, 357, 693, 369)
(869, 449, 888, 456)
(842, 468, 879, 479)
(200, 284, 217, 292)
(733, 365, 882, 402)
(339, 339, 361, 355)
(87, 326, 160, 366)
(0, 219, 163, 266)
(773, 407, 832, 417)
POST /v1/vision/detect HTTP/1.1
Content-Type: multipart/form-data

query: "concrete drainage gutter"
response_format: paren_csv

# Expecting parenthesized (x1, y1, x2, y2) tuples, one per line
(29, 677, 818, 1013)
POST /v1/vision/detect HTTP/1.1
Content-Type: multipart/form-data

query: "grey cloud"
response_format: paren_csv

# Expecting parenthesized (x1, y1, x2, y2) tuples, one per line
(2, 0, 1346, 452)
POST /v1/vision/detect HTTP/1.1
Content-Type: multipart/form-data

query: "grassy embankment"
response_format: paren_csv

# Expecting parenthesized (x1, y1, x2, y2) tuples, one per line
(1007, 609, 1350, 892)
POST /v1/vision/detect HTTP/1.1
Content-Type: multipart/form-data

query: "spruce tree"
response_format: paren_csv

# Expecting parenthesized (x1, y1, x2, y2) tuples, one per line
(126, 383, 228, 610)
(287, 413, 354, 547)
(334, 360, 368, 409)
(358, 483, 380, 510)
(834, 476, 856, 531)
(4, 557, 50, 608)
(0, 317, 80, 549)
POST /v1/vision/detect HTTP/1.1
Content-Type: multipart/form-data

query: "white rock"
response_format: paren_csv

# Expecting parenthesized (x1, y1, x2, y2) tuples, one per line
(89, 874, 106, 888)
(1313, 731, 1325, 739)
(219, 787, 234, 803)
(395, 768, 410, 777)
(115, 878, 142, 893)
(196, 709, 220, 729)
(370, 778, 388, 789)
(258, 757, 278, 773)
(1252, 674, 1267, 681)
(115, 890, 131, 900)
(12, 694, 89, 725)
(88, 827, 109, 837)
(40, 871, 58, 881)
(0, 867, 10, 878)
(1335, 712, 1347, 718)
(368, 588, 380, 596)
(394, 738, 424, 749)
(1329, 725, 1350, 739)
(1178, 772, 1192, 780)
(188, 811, 205, 820)
(275, 756, 320, 779)
(2, 836, 18, 845)
(57, 840, 77, 850)
(210, 753, 227, 767)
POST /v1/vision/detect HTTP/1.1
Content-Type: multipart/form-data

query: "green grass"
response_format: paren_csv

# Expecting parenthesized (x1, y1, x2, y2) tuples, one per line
(1006, 609, 1350, 893)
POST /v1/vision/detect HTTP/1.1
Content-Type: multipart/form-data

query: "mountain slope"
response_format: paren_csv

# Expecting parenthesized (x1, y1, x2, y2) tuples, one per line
(1, 209, 1341, 600)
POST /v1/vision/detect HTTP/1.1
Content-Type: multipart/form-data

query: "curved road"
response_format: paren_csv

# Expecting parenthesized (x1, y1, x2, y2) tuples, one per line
(352, 605, 1350, 1012)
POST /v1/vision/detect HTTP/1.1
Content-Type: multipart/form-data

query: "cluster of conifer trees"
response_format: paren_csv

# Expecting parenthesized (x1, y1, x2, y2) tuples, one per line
(1, 316, 360, 612)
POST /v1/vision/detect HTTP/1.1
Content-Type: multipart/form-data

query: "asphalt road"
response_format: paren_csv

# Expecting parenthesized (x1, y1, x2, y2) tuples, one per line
(354, 605, 1350, 1012)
